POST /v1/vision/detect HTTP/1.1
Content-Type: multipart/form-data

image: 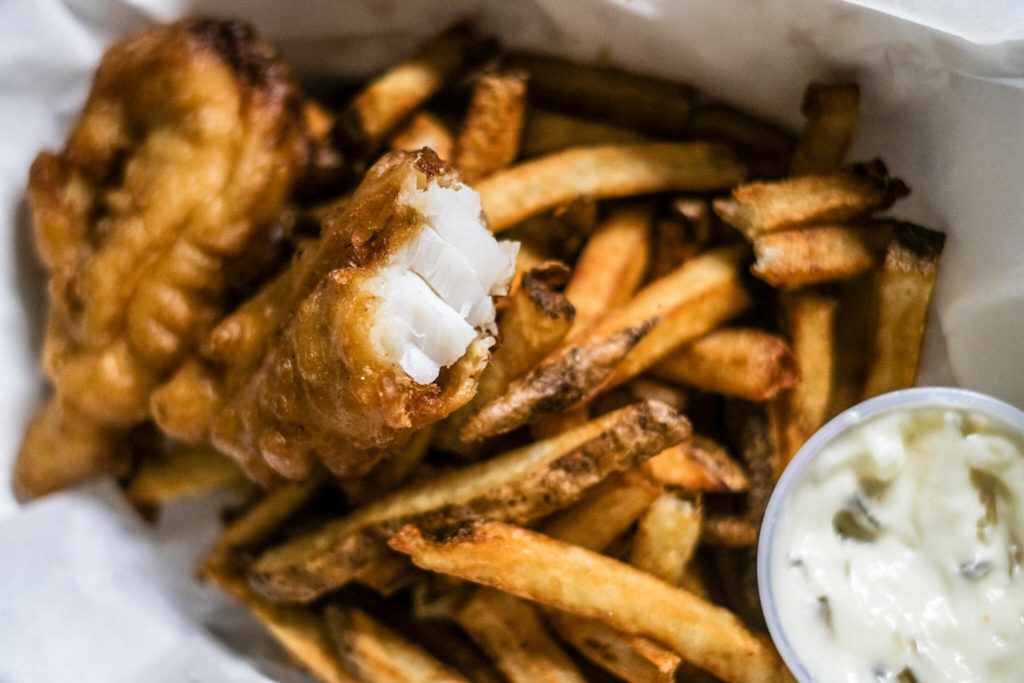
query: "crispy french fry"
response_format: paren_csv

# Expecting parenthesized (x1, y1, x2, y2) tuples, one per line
(511, 54, 696, 136)
(713, 160, 908, 238)
(642, 435, 749, 493)
(652, 328, 799, 401)
(624, 378, 688, 413)
(202, 559, 354, 683)
(389, 521, 792, 683)
(862, 223, 945, 398)
(249, 401, 689, 602)
(544, 610, 681, 683)
(454, 588, 586, 683)
(324, 605, 468, 682)
(389, 111, 455, 160)
(339, 27, 473, 156)
(521, 109, 646, 157)
(478, 143, 746, 233)
(751, 224, 882, 288)
(564, 204, 653, 339)
(125, 443, 244, 507)
(772, 290, 839, 466)
(629, 493, 702, 585)
(790, 83, 860, 175)
(702, 514, 760, 548)
(454, 69, 529, 182)
(686, 104, 796, 179)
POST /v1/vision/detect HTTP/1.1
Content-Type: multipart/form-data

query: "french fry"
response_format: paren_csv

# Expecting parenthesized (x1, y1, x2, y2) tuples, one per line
(389, 111, 455, 160)
(324, 604, 469, 682)
(790, 83, 860, 175)
(751, 224, 883, 288)
(477, 143, 746, 233)
(389, 521, 793, 683)
(642, 435, 749, 493)
(629, 493, 702, 585)
(862, 222, 945, 398)
(686, 104, 796, 179)
(651, 328, 799, 401)
(647, 198, 713, 280)
(453, 588, 586, 683)
(564, 204, 653, 339)
(125, 443, 244, 507)
(454, 69, 529, 182)
(529, 406, 591, 440)
(248, 401, 690, 602)
(722, 400, 780, 524)
(713, 160, 908, 238)
(771, 290, 839, 466)
(510, 54, 696, 136)
(702, 514, 760, 548)
(521, 109, 646, 157)
(828, 272, 876, 416)
(625, 378, 688, 413)
(339, 27, 473, 157)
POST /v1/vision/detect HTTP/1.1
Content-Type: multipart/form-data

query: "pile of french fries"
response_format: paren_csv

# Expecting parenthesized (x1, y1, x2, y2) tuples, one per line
(127, 29, 944, 682)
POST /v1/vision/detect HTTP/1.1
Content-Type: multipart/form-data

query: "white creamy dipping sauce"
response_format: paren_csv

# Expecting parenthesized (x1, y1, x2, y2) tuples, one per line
(772, 406, 1024, 682)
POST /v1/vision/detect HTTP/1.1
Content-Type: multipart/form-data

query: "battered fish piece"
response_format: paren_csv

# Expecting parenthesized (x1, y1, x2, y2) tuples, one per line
(162, 149, 516, 484)
(16, 19, 309, 497)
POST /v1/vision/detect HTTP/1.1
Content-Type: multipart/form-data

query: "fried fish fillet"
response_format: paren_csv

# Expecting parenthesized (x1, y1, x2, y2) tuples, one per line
(16, 19, 310, 497)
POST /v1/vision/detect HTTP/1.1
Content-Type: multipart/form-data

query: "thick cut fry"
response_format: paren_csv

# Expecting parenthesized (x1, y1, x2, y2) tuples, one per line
(454, 69, 529, 182)
(511, 54, 696, 136)
(459, 321, 654, 442)
(521, 109, 646, 157)
(772, 290, 839, 466)
(652, 328, 799, 401)
(642, 435, 749, 493)
(544, 610, 680, 683)
(324, 605, 468, 682)
(454, 588, 585, 683)
(629, 493, 702, 585)
(477, 143, 746, 233)
(751, 224, 880, 288)
(790, 83, 860, 175)
(862, 223, 945, 398)
(564, 204, 653, 339)
(713, 160, 908, 238)
(389, 111, 454, 160)
(702, 514, 759, 547)
(203, 559, 354, 683)
(249, 401, 690, 602)
(434, 262, 574, 455)
(686, 104, 796, 179)
(389, 521, 793, 683)
(125, 444, 243, 506)
(339, 27, 472, 156)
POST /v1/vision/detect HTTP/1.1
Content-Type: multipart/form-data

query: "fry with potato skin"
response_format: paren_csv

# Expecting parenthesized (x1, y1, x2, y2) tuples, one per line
(790, 83, 860, 175)
(751, 224, 881, 288)
(861, 223, 945, 398)
(454, 69, 529, 182)
(248, 401, 690, 603)
(642, 435, 749, 493)
(651, 328, 799, 401)
(389, 521, 793, 683)
(477, 143, 746, 233)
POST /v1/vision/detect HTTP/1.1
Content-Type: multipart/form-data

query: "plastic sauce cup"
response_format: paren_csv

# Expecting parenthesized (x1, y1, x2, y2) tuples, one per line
(757, 386, 1024, 682)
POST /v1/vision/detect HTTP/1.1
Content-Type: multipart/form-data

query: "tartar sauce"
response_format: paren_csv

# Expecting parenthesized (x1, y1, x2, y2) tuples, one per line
(772, 406, 1024, 682)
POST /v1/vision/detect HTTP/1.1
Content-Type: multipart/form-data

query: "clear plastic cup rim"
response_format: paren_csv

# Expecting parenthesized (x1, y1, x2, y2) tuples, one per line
(756, 386, 1024, 682)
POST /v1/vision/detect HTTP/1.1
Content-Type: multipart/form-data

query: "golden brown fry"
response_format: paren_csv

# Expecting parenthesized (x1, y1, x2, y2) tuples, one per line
(862, 223, 945, 398)
(249, 401, 689, 602)
(702, 514, 760, 548)
(686, 104, 796, 179)
(454, 69, 529, 182)
(772, 290, 839, 466)
(478, 143, 746, 233)
(652, 328, 799, 401)
(713, 160, 908, 238)
(751, 224, 881, 289)
(390, 521, 793, 683)
(629, 493, 702, 585)
(389, 111, 455, 160)
(625, 379, 689, 413)
(124, 443, 243, 507)
(324, 605, 468, 682)
(642, 435, 750, 493)
(564, 204, 653, 339)
(339, 27, 472, 156)
(511, 54, 696, 136)
(521, 109, 647, 157)
(790, 83, 860, 175)
(454, 588, 586, 683)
